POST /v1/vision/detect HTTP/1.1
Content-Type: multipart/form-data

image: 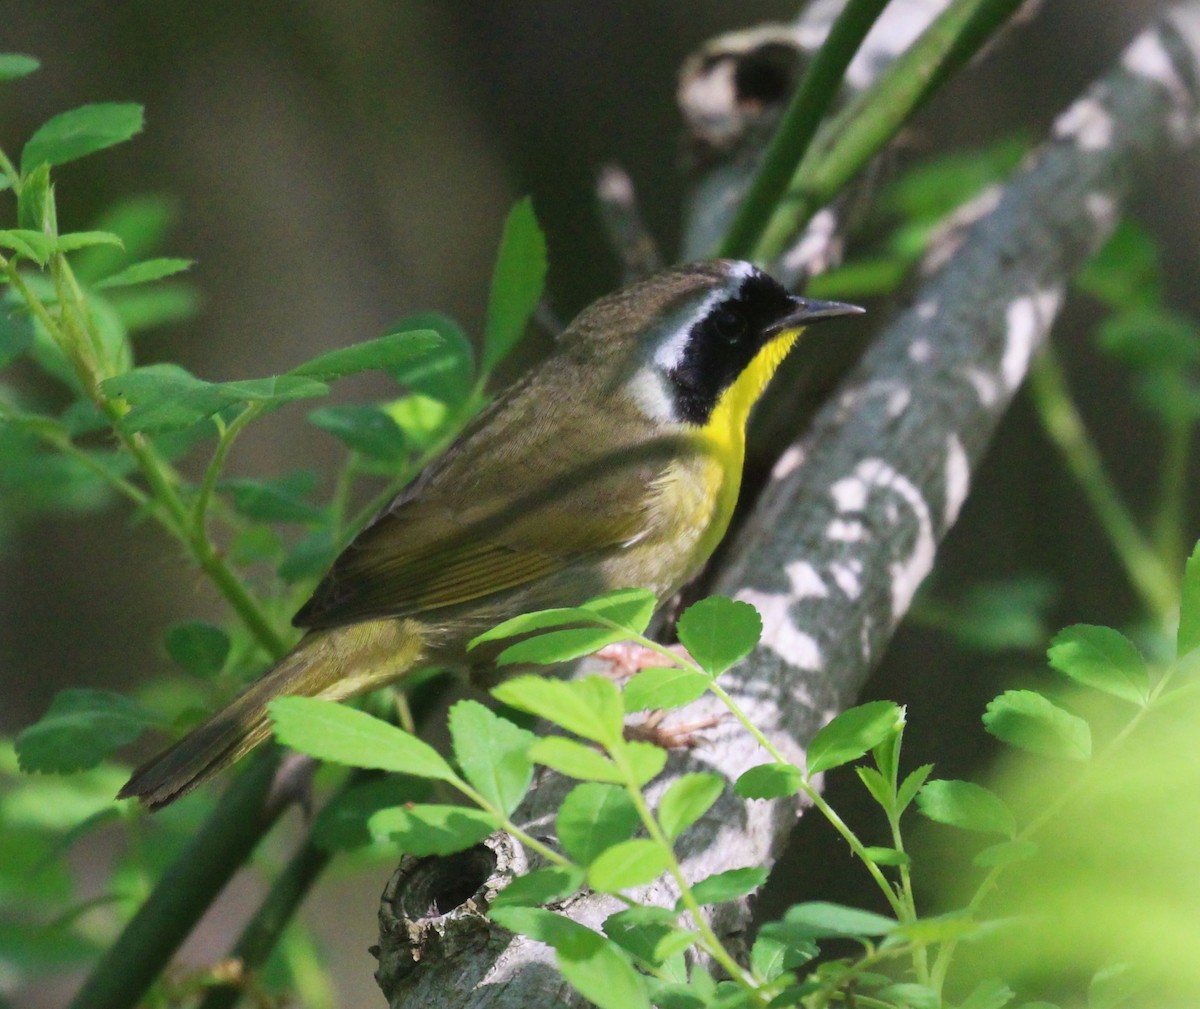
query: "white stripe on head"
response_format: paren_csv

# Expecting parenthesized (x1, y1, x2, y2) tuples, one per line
(650, 260, 758, 373)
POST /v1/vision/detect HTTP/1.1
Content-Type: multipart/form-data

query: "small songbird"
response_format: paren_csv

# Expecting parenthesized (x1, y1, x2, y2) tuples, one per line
(119, 259, 862, 808)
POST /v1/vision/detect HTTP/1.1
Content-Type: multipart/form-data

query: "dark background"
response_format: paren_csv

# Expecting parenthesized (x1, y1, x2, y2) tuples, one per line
(2, 2, 1196, 1006)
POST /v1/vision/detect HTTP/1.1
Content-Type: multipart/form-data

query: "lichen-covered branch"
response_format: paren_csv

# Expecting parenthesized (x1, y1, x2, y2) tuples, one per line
(375, 4, 1200, 1006)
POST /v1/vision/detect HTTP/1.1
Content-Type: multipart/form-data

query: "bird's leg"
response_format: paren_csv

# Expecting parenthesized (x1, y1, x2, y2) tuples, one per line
(624, 708, 723, 750)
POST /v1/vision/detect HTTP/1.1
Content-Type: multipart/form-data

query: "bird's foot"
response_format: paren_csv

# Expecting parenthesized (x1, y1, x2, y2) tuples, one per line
(625, 708, 722, 750)
(594, 640, 693, 680)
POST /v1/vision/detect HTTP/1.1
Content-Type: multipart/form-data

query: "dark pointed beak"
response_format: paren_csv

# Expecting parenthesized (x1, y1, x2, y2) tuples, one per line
(766, 296, 865, 335)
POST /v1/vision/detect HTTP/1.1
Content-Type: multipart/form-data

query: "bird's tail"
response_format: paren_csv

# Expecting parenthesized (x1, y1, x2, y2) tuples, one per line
(118, 621, 421, 810)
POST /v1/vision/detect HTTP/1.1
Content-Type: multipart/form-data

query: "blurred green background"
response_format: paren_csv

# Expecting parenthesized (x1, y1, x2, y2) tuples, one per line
(2, 1, 1197, 1006)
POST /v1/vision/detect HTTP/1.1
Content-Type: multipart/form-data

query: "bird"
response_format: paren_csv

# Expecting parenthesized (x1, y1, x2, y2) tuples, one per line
(118, 259, 862, 809)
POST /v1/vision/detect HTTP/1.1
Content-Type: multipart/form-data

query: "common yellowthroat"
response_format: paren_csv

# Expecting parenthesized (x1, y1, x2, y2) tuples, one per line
(119, 259, 861, 809)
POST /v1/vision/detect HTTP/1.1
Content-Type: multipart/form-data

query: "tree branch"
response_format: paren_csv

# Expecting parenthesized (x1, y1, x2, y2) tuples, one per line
(374, 3, 1200, 1006)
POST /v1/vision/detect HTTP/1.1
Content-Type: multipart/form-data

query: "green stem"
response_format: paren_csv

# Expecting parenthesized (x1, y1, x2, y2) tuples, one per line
(1028, 347, 1178, 624)
(0, 146, 19, 188)
(716, 0, 892, 260)
(611, 747, 764, 999)
(66, 749, 285, 1009)
(193, 403, 265, 539)
(1153, 403, 1191, 577)
(753, 0, 1026, 262)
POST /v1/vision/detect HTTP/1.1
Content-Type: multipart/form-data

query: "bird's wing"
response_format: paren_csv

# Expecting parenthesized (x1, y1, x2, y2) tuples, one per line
(293, 377, 688, 630)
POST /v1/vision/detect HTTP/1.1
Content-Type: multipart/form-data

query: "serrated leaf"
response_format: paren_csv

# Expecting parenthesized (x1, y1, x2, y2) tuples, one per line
(311, 776, 432, 851)
(496, 626, 626, 667)
(471, 606, 596, 647)
(807, 701, 903, 775)
(483, 197, 546, 373)
(675, 596, 762, 676)
(973, 840, 1038, 869)
(658, 773, 724, 840)
(734, 762, 804, 800)
(94, 257, 194, 290)
(623, 740, 668, 786)
(22, 102, 144, 171)
(579, 587, 658, 634)
(163, 620, 230, 679)
(17, 163, 51, 232)
(368, 803, 496, 855)
(0, 228, 54, 264)
(855, 766, 891, 808)
(307, 403, 407, 460)
(750, 935, 790, 981)
(491, 866, 585, 909)
(448, 700, 534, 816)
(916, 779, 1015, 836)
(0, 54, 40, 81)
(1047, 625, 1149, 704)
(876, 983, 939, 1009)
(623, 667, 709, 712)
(557, 782, 640, 865)
(959, 978, 1015, 1009)
(688, 866, 767, 906)
(291, 328, 441, 381)
(269, 696, 458, 781)
(528, 736, 623, 782)
(55, 230, 124, 253)
(588, 839, 671, 893)
(770, 901, 896, 940)
(1178, 540, 1200, 658)
(983, 689, 1092, 760)
(896, 763, 934, 814)
(386, 312, 475, 404)
(220, 473, 325, 524)
(491, 674, 624, 745)
(604, 907, 691, 967)
(16, 690, 158, 773)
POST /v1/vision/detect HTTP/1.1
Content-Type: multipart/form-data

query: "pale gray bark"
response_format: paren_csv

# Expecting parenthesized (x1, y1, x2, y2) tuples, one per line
(375, 4, 1200, 1006)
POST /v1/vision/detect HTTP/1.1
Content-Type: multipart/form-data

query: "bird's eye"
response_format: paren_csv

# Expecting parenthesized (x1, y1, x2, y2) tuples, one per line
(711, 305, 747, 344)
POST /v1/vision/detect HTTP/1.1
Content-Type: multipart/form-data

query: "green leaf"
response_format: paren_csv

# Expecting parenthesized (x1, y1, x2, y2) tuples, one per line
(942, 577, 1057, 651)
(896, 763, 934, 814)
(580, 587, 658, 634)
(0, 228, 54, 264)
(291, 328, 441, 381)
(1096, 309, 1200, 370)
(55, 230, 124, 253)
(17, 163, 52, 232)
(657, 773, 724, 840)
(163, 621, 230, 679)
(623, 740, 668, 787)
(491, 907, 651, 1009)
(624, 667, 709, 712)
(734, 762, 804, 800)
(588, 839, 671, 893)
(22, 102, 144, 171)
(807, 701, 903, 775)
(959, 978, 1015, 1009)
(307, 403, 407, 460)
(220, 472, 324, 524)
(876, 983, 940, 1009)
(368, 803, 496, 855)
(1088, 963, 1144, 1009)
(278, 528, 337, 583)
(483, 197, 547, 374)
(528, 736, 623, 782)
(386, 312, 475, 404)
(688, 866, 767, 906)
(863, 846, 910, 866)
(750, 934, 790, 982)
(915, 779, 1015, 836)
(491, 866, 585, 909)
(604, 907, 691, 968)
(16, 689, 157, 773)
(983, 689, 1092, 760)
(107, 282, 200, 332)
(769, 901, 896, 941)
(855, 766, 892, 808)
(1077, 218, 1162, 311)
(1178, 540, 1200, 658)
(0, 53, 40, 81)
(1047, 625, 1149, 704)
(93, 257, 194, 290)
(268, 696, 458, 781)
(496, 626, 626, 667)
(973, 839, 1038, 869)
(557, 783, 640, 865)
(471, 607, 588, 647)
(491, 674, 625, 745)
(448, 700, 534, 816)
(675, 596, 762, 676)
(311, 776, 432, 851)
